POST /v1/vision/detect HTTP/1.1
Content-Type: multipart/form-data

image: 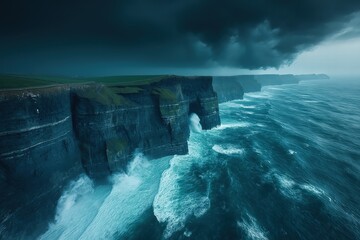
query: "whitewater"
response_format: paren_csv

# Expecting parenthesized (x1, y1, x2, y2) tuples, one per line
(39, 79, 360, 240)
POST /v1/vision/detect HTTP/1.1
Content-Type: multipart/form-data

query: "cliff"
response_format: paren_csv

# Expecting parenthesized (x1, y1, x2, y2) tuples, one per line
(236, 75, 262, 92)
(0, 86, 82, 238)
(0, 75, 220, 238)
(213, 75, 262, 103)
(212, 74, 330, 104)
(73, 76, 220, 178)
(212, 77, 244, 103)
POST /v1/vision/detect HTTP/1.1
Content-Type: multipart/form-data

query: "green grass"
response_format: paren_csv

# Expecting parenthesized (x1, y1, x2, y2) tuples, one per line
(152, 87, 177, 101)
(111, 86, 144, 94)
(83, 75, 169, 86)
(0, 75, 55, 89)
(76, 86, 133, 106)
(0, 74, 170, 89)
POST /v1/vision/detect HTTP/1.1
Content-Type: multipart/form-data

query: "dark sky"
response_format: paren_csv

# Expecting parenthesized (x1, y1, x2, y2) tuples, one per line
(1, 0, 360, 76)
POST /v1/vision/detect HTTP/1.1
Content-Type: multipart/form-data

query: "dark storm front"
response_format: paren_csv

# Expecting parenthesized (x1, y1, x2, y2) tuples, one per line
(40, 79, 360, 239)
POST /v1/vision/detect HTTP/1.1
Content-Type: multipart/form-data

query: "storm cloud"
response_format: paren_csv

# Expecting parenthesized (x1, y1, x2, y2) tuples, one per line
(1, 0, 360, 73)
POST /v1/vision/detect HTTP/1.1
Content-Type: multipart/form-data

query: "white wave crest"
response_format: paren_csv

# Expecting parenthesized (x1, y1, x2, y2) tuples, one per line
(266, 173, 301, 200)
(215, 122, 252, 130)
(301, 184, 325, 196)
(300, 183, 332, 201)
(237, 104, 257, 109)
(304, 100, 319, 103)
(244, 92, 273, 99)
(288, 149, 296, 155)
(237, 213, 268, 240)
(266, 172, 331, 202)
(223, 101, 257, 109)
(212, 144, 245, 155)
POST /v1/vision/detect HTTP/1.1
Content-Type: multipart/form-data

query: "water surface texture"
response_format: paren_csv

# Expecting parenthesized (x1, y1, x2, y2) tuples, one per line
(41, 79, 360, 240)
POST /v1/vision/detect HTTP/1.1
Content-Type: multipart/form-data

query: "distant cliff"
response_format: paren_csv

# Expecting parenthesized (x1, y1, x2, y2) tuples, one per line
(0, 75, 220, 238)
(213, 75, 261, 103)
(213, 74, 329, 103)
(213, 77, 244, 103)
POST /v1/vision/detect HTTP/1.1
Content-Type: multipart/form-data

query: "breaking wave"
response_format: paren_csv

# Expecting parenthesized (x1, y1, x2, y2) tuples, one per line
(40, 152, 170, 240)
(189, 113, 202, 132)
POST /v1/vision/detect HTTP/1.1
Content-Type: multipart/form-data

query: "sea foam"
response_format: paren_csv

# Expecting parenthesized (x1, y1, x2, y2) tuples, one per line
(153, 130, 212, 238)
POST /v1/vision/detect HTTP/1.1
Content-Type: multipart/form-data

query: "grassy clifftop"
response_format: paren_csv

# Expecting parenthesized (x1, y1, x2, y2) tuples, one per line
(0, 74, 169, 89)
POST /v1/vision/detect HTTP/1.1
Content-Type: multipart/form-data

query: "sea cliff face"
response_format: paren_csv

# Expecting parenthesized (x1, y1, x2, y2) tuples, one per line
(73, 76, 220, 178)
(0, 76, 220, 237)
(213, 74, 328, 103)
(213, 75, 262, 103)
(212, 77, 244, 103)
(0, 86, 82, 238)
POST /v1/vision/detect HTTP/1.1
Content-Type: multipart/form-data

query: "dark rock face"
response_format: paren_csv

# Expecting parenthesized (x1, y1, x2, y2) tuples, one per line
(0, 86, 82, 238)
(212, 75, 261, 103)
(73, 76, 220, 177)
(213, 77, 244, 103)
(236, 75, 262, 92)
(212, 74, 325, 104)
(178, 77, 220, 129)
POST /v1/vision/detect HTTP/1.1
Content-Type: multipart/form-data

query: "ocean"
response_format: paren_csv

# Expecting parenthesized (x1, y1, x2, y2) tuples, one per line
(39, 79, 360, 240)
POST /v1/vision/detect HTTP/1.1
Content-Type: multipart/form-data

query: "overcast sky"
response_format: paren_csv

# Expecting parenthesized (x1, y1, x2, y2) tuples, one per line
(1, 1, 360, 76)
(255, 36, 360, 77)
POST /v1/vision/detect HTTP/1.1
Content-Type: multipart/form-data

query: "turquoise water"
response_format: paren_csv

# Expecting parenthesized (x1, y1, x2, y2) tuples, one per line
(41, 79, 360, 240)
